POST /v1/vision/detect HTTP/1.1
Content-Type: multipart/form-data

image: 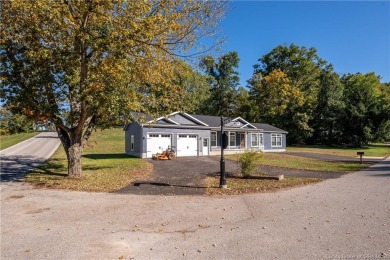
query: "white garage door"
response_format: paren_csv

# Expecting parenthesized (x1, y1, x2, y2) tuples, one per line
(177, 134, 198, 157)
(146, 134, 172, 158)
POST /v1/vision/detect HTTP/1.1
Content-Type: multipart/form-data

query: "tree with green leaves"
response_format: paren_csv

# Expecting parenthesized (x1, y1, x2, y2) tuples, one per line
(251, 44, 335, 143)
(235, 87, 255, 121)
(171, 61, 212, 115)
(340, 73, 390, 147)
(310, 68, 345, 145)
(0, 0, 225, 177)
(0, 107, 35, 135)
(200, 51, 240, 117)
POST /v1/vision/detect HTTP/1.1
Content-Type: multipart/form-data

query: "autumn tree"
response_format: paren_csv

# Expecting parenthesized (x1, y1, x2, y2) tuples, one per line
(0, 0, 225, 177)
(252, 44, 336, 143)
(200, 51, 240, 117)
(248, 69, 307, 143)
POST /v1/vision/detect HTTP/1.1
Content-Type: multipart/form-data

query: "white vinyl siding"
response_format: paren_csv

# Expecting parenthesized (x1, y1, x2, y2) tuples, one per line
(271, 133, 282, 147)
(211, 131, 217, 147)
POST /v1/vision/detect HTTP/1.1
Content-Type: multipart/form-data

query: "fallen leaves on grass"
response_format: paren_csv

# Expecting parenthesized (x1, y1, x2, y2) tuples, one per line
(26, 160, 153, 192)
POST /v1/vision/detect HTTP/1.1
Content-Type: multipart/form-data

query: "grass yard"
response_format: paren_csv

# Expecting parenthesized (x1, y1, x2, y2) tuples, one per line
(204, 176, 322, 195)
(226, 152, 369, 173)
(0, 132, 39, 150)
(287, 143, 390, 157)
(25, 128, 152, 192)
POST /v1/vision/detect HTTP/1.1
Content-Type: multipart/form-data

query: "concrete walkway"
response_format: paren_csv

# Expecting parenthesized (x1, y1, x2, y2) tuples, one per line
(1, 156, 389, 259)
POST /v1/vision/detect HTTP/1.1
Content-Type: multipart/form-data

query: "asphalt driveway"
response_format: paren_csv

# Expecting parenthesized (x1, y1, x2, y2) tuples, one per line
(115, 156, 239, 195)
(116, 153, 355, 196)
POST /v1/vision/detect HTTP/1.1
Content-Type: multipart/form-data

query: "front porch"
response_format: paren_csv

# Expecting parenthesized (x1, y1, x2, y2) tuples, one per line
(209, 130, 264, 155)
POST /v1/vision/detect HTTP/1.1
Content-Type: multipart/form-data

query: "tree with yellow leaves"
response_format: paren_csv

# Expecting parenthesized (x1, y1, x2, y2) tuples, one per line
(248, 69, 307, 143)
(0, 0, 226, 177)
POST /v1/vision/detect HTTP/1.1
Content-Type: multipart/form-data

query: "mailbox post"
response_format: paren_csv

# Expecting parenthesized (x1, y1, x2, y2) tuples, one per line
(357, 152, 364, 164)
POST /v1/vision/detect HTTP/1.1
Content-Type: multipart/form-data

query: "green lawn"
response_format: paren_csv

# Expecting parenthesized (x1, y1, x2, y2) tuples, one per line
(0, 132, 39, 150)
(25, 128, 152, 192)
(227, 152, 370, 173)
(287, 143, 390, 157)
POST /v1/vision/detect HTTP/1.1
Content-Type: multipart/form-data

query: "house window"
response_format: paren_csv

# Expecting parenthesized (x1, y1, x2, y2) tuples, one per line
(229, 132, 236, 147)
(271, 134, 282, 147)
(211, 131, 217, 147)
(260, 133, 263, 145)
(131, 135, 134, 151)
(251, 133, 259, 147)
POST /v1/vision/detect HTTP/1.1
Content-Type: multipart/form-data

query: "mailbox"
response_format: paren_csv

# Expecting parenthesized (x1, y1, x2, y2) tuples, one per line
(222, 132, 228, 149)
(357, 152, 364, 164)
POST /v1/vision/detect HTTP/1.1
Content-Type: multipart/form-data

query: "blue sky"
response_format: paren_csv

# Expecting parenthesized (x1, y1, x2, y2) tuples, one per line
(215, 1, 390, 86)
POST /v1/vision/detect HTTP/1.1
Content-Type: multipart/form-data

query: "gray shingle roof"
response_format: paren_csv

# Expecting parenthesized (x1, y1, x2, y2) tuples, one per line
(189, 114, 287, 133)
(251, 123, 288, 133)
(188, 114, 221, 127)
(128, 112, 287, 133)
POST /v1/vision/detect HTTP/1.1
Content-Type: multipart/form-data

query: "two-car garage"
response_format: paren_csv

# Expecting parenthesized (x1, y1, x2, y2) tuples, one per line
(146, 133, 198, 158)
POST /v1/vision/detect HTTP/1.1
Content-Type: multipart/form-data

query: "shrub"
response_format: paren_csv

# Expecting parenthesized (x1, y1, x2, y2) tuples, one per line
(237, 150, 262, 177)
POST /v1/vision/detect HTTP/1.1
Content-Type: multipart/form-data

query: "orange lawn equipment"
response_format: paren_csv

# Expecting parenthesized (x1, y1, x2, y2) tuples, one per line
(152, 146, 175, 160)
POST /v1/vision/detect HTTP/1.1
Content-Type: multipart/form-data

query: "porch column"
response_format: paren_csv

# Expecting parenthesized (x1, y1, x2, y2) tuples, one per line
(245, 132, 247, 149)
(228, 131, 230, 150)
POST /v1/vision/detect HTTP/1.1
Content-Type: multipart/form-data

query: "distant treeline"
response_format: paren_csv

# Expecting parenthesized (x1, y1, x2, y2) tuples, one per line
(174, 44, 390, 147)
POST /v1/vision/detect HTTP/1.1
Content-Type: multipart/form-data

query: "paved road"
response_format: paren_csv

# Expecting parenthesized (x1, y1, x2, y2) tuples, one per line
(0, 132, 61, 182)
(1, 156, 389, 259)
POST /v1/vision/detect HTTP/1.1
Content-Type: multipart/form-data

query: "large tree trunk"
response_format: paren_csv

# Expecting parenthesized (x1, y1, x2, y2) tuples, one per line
(56, 126, 85, 178)
(66, 141, 83, 178)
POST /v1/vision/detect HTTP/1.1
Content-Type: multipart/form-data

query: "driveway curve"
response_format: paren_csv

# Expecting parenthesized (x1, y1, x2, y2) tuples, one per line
(0, 132, 60, 182)
(1, 157, 389, 259)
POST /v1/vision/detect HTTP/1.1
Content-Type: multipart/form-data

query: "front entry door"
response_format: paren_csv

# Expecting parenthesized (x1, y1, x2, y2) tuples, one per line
(240, 133, 245, 148)
(202, 138, 209, 155)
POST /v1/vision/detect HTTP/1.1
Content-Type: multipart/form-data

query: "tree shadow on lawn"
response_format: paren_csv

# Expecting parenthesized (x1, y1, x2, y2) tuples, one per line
(82, 153, 137, 160)
(29, 157, 114, 178)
